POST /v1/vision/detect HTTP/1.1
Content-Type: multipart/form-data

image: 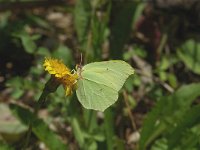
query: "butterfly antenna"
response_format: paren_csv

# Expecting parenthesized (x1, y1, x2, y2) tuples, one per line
(78, 53, 83, 70)
(80, 53, 82, 67)
(76, 53, 83, 72)
(76, 53, 83, 78)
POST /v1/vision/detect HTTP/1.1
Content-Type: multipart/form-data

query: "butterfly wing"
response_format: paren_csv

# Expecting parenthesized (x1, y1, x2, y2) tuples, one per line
(76, 79, 118, 111)
(76, 60, 134, 111)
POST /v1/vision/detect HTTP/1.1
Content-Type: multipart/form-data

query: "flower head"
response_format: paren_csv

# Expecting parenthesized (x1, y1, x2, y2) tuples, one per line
(43, 57, 79, 96)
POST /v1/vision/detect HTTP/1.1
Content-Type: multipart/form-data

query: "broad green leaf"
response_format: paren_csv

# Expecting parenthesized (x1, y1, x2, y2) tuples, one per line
(177, 39, 200, 74)
(10, 88, 24, 99)
(6, 77, 24, 99)
(53, 44, 73, 66)
(0, 142, 14, 150)
(110, 2, 137, 59)
(10, 104, 68, 150)
(76, 60, 134, 111)
(0, 104, 27, 143)
(151, 138, 168, 150)
(37, 47, 50, 56)
(21, 34, 37, 54)
(168, 104, 200, 149)
(139, 83, 200, 150)
(12, 31, 37, 54)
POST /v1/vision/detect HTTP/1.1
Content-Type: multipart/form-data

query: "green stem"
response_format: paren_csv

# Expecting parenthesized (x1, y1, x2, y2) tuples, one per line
(22, 122, 32, 149)
(104, 108, 115, 150)
(35, 90, 49, 114)
(23, 89, 49, 149)
(157, 33, 168, 55)
(23, 76, 60, 149)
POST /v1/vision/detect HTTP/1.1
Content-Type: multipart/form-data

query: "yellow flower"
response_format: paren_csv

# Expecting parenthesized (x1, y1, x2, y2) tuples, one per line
(43, 57, 79, 96)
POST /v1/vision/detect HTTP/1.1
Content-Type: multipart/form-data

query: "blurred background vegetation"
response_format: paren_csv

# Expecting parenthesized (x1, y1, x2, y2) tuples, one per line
(0, 0, 200, 149)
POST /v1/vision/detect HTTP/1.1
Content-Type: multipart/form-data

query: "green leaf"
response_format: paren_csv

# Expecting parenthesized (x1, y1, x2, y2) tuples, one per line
(71, 117, 85, 148)
(110, 2, 137, 59)
(12, 31, 37, 54)
(76, 60, 134, 111)
(139, 83, 200, 150)
(104, 108, 115, 150)
(21, 34, 37, 54)
(113, 136, 126, 150)
(0, 11, 11, 28)
(26, 14, 51, 29)
(90, 2, 110, 59)
(86, 139, 97, 150)
(10, 88, 24, 99)
(151, 138, 168, 150)
(6, 77, 23, 88)
(0, 142, 14, 150)
(10, 104, 68, 150)
(74, 0, 91, 45)
(168, 104, 200, 149)
(93, 132, 105, 142)
(53, 44, 73, 66)
(177, 39, 200, 74)
(6, 77, 25, 99)
(0, 104, 27, 143)
(159, 56, 170, 71)
(132, 3, 145, 27)
(167, 73, 177, 88)
(37, 47, 50, 56)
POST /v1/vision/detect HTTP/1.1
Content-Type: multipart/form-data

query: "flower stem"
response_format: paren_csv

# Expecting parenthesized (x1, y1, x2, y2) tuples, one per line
(24, 76, 60, 148)
(35, 90, 49, 114)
